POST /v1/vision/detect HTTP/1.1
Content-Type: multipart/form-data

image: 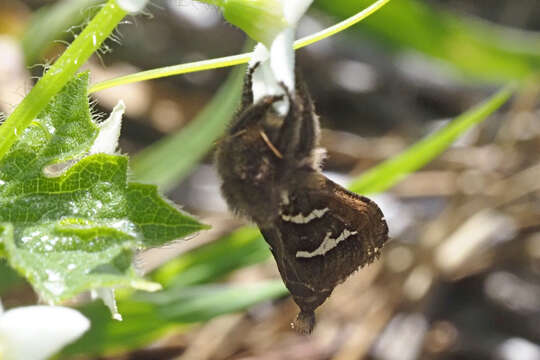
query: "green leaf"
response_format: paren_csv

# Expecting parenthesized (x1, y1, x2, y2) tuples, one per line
(219, 0, 287, 45)
(0, 73, 207, 304)
(0, 260, 24, 295)
(349, 85, 514, 194)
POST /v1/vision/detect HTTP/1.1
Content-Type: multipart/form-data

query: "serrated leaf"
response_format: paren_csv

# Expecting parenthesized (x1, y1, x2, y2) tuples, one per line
(0, 73, 207, 304)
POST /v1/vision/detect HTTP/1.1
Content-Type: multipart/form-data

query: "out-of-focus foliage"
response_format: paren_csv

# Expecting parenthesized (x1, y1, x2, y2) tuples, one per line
(151, 227, 270, 288)
(22, 0, 103, 64)
(130, 64, 244, 191)
(64, 281, 287, 355)
(316, 0, 540, 82)
(63, 228, 283, 356)
(349, 85, 514, 194)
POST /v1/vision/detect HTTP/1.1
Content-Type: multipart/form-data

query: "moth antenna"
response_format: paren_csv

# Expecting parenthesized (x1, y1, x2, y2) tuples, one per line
(229, 94, 283, 134)
(241, 62, 260, 108)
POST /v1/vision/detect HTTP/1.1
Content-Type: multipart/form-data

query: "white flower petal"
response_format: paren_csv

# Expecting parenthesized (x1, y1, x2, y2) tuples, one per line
(90, 100, 125, 155)
(247, 1, 312, 114)
(0, 306, 89, 360)
(91, 288, 122, 321)
(117, 0, 149, 13)
(250, 44, 290, 116)
(280, 0, 314, 25)
(250, 44, 272, 102)
(270, 28, 295, 92)
(248, 43, 270, 68)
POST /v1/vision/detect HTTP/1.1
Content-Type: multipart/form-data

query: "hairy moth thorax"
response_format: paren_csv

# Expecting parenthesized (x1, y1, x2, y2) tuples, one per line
(216, 66, 389, 334)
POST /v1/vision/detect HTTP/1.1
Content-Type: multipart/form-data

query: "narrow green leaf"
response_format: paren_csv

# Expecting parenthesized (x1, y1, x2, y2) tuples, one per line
(130, 64, 245, 191)
(64, 281, 287, 356)
(316, 0, 540, 82)
(22, 0, 104, 65)
(151, 227, 270, 287)
(349, 85, 514, 194)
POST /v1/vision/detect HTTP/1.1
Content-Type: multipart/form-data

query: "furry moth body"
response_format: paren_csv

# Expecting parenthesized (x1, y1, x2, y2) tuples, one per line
(216, 66, 388, 334)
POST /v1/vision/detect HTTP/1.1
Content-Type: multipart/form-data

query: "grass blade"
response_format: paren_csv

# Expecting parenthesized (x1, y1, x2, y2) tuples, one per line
(316, 0, 540, 82)
(130, 66, 244, 191)
(349, 85, 515, 195)
(64, 281, 287, 355)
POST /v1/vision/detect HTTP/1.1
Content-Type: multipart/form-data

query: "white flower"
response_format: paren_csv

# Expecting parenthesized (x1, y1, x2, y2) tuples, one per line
(248, 0, 313, 115)
(0, 303, 90, 360)
(117, 0, 149, 13)
(218, 0, 313, 114)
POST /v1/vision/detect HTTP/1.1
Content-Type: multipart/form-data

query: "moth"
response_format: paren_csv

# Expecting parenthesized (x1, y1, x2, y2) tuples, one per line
(216, 65, 388, 334)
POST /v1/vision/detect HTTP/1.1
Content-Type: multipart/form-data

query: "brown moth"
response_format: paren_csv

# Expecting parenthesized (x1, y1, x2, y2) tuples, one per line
(216, 65, 388, 334)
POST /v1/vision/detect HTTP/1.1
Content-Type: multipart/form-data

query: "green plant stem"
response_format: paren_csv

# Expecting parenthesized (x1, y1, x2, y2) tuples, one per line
(0, 0, 127, 162)
(89, 0, 391, 93)
(22, 0, 105, 65)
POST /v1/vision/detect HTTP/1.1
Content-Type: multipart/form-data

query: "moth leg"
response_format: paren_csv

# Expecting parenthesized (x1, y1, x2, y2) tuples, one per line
(276, 72, 320, 163)
(276, 83, 303, 158)
(294, 72, 320, 160)
(229, 94, 283, 135)
(240, 62, 260, 109)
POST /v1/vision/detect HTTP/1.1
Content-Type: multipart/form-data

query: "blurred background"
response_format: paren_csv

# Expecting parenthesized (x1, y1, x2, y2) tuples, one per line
(0, 0, 539, 359)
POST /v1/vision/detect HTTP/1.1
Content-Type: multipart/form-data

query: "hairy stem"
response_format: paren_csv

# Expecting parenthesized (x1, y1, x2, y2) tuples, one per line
(0, 0, 127, 161)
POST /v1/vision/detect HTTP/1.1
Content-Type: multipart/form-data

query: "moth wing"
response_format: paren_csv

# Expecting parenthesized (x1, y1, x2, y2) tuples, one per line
(259, 172, 388, 333)
(259, 225, 329, 334)
(275, 172, 388, 290)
